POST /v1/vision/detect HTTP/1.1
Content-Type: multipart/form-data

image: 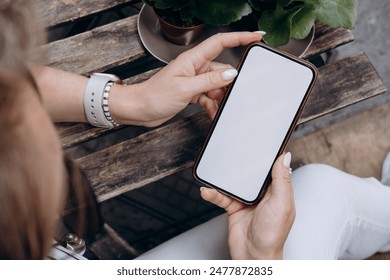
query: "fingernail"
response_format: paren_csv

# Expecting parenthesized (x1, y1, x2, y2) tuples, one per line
(254, 31, 266, 36)
(283, 152, 292, 168)
(200, 187, 206, 192)
(221, 69, 238, 81)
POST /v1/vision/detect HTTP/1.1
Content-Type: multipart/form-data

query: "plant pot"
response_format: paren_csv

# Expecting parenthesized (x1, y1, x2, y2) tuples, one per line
(154, 9, 206, 46)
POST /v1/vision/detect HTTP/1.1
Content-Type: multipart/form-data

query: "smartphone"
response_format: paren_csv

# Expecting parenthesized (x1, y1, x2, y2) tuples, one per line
(193, 43, 318, 204)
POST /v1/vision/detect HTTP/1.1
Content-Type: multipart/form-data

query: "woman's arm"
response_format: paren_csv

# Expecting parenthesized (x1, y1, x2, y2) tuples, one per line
(30, 65, 148, 125)
(30, 65, 88, 123)
(31, 32, 264, 126)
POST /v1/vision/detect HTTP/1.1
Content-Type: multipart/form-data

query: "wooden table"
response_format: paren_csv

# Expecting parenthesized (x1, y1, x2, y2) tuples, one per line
(37, 0, 387, 259)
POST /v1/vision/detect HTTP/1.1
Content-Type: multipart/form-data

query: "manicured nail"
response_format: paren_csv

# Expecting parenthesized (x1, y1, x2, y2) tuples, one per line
(254, 31, 266, 36)
(283, 152, 292, 168)
(222, 69, 238, 81)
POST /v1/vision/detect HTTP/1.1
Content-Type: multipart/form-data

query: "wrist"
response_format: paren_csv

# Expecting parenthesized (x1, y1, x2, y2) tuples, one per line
(83, 73, 121, 128)
(109, 82, 148, 126)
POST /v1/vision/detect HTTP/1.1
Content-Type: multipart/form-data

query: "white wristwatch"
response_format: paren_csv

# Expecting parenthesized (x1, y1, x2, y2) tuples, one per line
(83, 73, 122, 128)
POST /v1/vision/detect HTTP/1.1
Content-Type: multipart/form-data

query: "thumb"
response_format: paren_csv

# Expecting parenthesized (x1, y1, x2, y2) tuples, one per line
(185, 68, 238, 97)
(270, 152, 293, 202)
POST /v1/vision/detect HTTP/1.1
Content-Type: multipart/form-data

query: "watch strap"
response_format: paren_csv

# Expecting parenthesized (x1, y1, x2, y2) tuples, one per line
(83, 73, 121, 128)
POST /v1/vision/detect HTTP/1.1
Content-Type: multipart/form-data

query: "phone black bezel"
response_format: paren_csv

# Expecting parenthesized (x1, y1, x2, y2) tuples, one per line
(193, 42, 318, 205)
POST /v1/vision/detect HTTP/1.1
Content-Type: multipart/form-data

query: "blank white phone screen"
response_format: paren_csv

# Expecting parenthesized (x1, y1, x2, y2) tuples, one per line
(196, 45, 315, 202)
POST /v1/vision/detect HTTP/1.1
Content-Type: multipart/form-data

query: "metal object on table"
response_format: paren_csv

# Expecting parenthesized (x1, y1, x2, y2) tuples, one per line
(62, 233, 86, 256)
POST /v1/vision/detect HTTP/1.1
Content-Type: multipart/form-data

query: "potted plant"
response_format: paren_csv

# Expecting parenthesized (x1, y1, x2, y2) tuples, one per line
(248, 0, 359, 47)
(142, 0, 359, 48)
(142, 0, 252, 45)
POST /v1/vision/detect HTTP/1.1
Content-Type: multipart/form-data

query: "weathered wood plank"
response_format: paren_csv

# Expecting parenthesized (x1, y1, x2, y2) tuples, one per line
(57, 122, 120, 148)
(76, 112, 210, 202)
(41, 15, 145, 75)
(303, 22, 354, 59)
(75, 53, 387, 202)
(300, 52, 387, 122)
(287, 100, 390, 179)
(36, 0, 138, 28)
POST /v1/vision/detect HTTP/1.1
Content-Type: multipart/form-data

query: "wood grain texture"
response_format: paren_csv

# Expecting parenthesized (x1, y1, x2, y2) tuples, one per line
(300, 52, 387, 123)
(303, 22, 354, 59)
(40, 15, 145, 75)
(36, 0, 138, 28)
(57, 122, 120, 148)
(76, 113, 210, 201)
(75, 53, 387, 202)
(288, 101, 390, 180)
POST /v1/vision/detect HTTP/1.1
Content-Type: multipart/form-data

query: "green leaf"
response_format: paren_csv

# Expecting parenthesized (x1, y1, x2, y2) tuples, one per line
(308, 0, 358, 28)
(258, 2, 303, 46)
(195, 0, 252, 26)
(255, 0, 358, 46)
(290, 3, 316, 39)
(291, 0, 358, 39)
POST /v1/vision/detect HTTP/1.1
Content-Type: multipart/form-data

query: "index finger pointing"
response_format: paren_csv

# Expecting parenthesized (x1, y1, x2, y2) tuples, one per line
(180, 32, 265, 70)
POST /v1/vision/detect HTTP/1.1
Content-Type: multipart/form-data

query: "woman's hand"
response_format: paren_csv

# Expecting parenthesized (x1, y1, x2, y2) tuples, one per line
(110, 32, 264, 127)
(30, 32, 263, 125)
(201, 152, 295, 260)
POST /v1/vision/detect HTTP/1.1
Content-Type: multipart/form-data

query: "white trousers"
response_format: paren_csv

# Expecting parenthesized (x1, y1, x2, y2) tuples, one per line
(137, 164, 390, 260)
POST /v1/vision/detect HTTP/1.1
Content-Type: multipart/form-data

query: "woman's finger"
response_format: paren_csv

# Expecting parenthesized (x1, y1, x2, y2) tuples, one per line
(270, 152, 293, 202)
(197, 93, 219, 120)
(208, 61, 234, 72)
(183, 67, 238, 98)
(267, 152, 295, 220)
(180, 32, 264, 70)
(207, 87, 226, 103)
(200, 187, 246, 215)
